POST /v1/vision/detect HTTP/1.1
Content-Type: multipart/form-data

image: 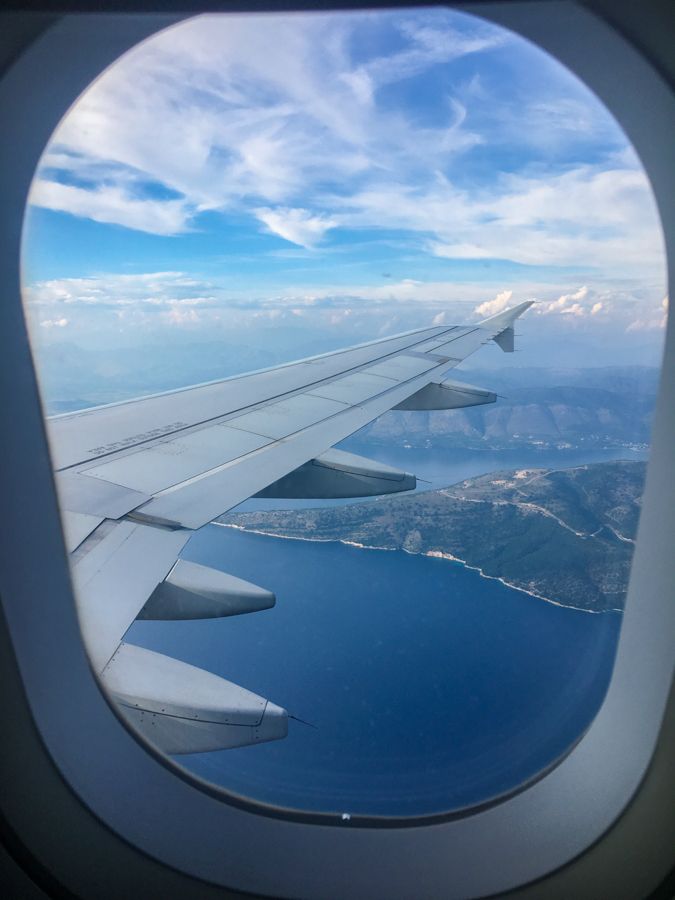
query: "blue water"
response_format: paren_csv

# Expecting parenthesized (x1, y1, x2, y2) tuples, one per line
(128, 446, 638, 817)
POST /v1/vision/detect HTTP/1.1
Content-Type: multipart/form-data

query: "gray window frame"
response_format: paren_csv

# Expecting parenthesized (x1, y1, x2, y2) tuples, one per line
(0, 3, 673, 897)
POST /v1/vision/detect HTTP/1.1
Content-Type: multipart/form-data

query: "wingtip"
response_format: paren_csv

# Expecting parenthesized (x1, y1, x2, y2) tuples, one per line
(512, 299, 535, 316)
(477, 298, 535, 328)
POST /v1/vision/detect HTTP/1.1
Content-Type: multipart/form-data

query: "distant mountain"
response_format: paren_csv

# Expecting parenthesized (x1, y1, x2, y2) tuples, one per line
(221, 460, 646, 612)
(37, 339, 281, 413)
(39, 347, 658, 454)
(347, 368, 657, 451)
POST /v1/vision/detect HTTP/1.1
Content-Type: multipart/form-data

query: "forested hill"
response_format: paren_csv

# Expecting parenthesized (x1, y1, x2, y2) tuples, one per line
(220, 460, 646, 613)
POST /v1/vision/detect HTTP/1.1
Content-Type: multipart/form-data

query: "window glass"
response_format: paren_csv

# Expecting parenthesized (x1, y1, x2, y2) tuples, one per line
(22, 8, 667, 817)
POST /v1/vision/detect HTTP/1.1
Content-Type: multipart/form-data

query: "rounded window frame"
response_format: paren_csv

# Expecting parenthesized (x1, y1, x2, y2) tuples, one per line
(0, 3, 673, 898)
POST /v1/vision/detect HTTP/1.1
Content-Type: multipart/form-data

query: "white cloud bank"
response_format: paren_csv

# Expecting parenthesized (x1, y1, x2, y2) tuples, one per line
(474, 289, 513, 317)
(627, 295, 669, 332)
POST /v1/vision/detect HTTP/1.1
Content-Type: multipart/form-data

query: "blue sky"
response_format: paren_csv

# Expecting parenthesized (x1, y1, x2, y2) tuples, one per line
(21, 8, 667, 384)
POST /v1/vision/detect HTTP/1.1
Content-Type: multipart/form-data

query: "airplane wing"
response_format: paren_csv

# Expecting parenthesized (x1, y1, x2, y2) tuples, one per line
(47, 301, 533, 754)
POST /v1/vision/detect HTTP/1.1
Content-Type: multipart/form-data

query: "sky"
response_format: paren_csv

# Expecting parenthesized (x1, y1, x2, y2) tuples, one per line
(21, 8, 668, 397)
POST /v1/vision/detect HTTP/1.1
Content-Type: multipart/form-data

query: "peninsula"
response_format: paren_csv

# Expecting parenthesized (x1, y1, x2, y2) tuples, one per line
(219, 460, 645, 613)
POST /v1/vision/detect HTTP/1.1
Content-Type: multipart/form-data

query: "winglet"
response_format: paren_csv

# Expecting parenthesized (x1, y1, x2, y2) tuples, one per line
(478, 300, 534, 353)
(478, 299, 535, 330)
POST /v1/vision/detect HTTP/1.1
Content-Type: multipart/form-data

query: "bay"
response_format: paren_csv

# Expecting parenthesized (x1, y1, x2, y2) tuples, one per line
(127, 445, 638, 817)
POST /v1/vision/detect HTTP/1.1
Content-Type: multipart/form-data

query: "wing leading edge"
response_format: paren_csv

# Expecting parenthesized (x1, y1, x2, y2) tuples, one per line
(50, 301, 532, 754)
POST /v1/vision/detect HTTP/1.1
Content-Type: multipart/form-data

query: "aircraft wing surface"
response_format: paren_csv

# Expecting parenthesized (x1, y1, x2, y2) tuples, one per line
(48, 301, 532, 753)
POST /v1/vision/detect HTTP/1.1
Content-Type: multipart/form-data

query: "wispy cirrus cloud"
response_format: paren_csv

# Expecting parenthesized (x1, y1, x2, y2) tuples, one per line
(33, 12, 496, 234)
(29, 180, 193, 235)
(23, 6, 667, 361)
(30, 9, 658, 271)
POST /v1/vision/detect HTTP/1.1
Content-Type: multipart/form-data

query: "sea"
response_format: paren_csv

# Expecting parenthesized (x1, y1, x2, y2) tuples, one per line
(128, 444, 646, 818)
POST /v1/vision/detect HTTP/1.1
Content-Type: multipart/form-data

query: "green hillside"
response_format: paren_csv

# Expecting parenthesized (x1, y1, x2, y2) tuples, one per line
(221, 460, 646, 612)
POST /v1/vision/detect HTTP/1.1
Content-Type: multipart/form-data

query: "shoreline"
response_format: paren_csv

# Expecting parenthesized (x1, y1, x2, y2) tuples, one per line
(213, 522, 622, 616)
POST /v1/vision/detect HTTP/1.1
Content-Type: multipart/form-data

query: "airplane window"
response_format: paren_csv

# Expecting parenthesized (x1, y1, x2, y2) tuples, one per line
(20, 7, 667, 820)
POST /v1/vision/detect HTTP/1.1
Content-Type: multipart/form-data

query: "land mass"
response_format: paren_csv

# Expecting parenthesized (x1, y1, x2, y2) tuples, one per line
(347, 369, 656, 451)
(220, 460, 646, 613)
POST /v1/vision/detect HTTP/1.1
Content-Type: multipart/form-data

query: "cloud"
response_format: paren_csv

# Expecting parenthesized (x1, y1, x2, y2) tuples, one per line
(538, 286, 589, 315)
(29, 180, 192, 235)
(25, 9, 666, 293)
(26, 12, 504, 241)
(627, 295, 668, 331)
(560, 302, 585, 317)
(255, 207, 338, 247)
(430, 241, 491, 260)
(338, 166, 664, 271)
(166, 303, 201, 325)
(23, 265, 669, 368)
(24, 271, 218, 313)
(360, 16, 503, 91)
(590, 302, 604, 315)
(474, 289, 512, 317)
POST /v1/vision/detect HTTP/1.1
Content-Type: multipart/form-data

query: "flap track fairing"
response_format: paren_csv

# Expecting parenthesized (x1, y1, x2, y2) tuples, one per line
(394, 379, 497, 411)
(256, 448, 416, 499)
(101, 643, 288, 754)
(139, 559, 275, 620)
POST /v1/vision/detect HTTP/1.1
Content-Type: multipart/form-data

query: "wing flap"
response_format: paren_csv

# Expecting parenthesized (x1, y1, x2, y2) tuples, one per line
(56, 470, 151, 519)
(307, 371, 393, 404)
(79, 425, 271, 495)
(364, 354, 440, 380)
(61, 511, 104, 552)
(73, 521, 191, 672)
(227, 393, 347, 440)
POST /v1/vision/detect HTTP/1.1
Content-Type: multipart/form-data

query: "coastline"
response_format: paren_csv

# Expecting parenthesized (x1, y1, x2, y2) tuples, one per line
(212, 522, 622, 616)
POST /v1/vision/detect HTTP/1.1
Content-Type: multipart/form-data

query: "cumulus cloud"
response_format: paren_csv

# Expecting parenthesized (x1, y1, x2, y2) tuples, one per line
(538, 286, 589, 315)
(39, 317, 69, 328)
(627, 295, 669, 331)
(474, 289, 513, 317)
(166, 304, 201, 325)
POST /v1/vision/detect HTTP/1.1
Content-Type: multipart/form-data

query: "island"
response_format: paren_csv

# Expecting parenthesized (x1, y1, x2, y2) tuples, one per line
(219, 460, 646, 613)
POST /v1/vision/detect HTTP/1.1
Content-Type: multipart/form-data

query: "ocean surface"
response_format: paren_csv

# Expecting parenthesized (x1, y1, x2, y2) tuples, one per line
(128, 445, 644, 817)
